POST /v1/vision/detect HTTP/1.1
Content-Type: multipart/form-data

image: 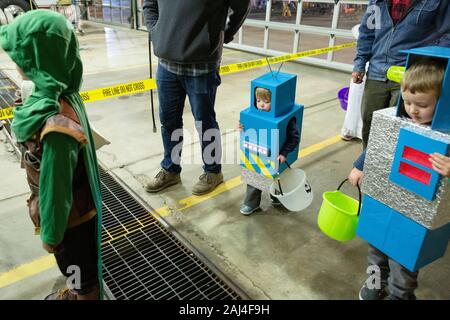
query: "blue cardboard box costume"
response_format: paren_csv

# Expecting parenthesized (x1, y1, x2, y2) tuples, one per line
(357, 47, 450, 272)
(240, 72, 303, 191)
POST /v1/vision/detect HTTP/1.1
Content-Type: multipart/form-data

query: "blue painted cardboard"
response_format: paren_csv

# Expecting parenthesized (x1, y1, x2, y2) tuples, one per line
(357, 195, 450, 272)
(240, 105, 303, 177)
(389, 128, 449, 201)
(397, 46, 450, 133)
(240, 71, 303, 178)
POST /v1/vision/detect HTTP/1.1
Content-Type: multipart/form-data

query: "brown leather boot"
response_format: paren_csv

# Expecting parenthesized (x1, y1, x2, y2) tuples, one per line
(192, 172, 224, 195)
(145, 168, 181, 193)
(44, 288, 78, 300)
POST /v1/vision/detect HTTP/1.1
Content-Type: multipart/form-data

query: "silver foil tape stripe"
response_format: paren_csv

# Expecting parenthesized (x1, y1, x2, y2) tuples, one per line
(242, 168, 273, 192)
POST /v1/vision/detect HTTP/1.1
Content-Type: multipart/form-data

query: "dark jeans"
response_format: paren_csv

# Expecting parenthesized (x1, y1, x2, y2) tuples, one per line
(54, 217, 99, 295)
(367, 244, 419, 300)
(156, 65, 222, 174)
(361, 79, 400, 149)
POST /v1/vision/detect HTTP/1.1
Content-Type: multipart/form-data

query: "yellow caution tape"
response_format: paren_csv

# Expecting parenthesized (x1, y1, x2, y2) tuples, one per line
(387, 65, 405, 83)
(0, 107, 13, 121)
(1, 42, 356, 121)
(0, 79, 157, 120)
(220, 42, 357, 75)
(80, 78, 157, 103)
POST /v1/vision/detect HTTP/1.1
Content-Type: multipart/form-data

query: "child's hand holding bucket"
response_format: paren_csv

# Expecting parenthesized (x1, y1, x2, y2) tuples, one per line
(277, 154, 287, 164)
(348, 167, 364, 187)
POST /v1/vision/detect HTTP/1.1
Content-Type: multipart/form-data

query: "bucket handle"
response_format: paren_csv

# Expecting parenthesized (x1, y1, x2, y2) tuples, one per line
(337, 178, 362, 216)
(275, 160, 291, 196)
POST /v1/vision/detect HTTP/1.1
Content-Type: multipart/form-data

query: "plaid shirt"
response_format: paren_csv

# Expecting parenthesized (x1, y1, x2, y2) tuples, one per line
(159, 59, 219, 76)
(391, 0, 412, 24)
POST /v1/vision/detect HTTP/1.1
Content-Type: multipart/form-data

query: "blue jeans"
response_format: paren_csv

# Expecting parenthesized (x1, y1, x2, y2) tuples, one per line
(156, 65, 222, 174)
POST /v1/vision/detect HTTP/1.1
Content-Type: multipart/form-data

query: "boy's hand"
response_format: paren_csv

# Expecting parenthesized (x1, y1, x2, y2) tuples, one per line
(236, 122, 244, 132)
(430, 153, 450, 178)
(348, 167, 364, 187)
(278, 154, 287, 164)
(42, 242, 60, 254)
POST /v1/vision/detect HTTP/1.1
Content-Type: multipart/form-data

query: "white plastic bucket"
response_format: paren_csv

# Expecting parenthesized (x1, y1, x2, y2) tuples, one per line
(269, 168, 313, 212)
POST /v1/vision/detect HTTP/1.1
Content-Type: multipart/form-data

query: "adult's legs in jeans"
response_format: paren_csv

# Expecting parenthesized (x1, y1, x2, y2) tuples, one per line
(183, 70, 222, 173)
(361, 80, 400, 149)
(388, 259, 419, 300)
(157, 65, 187, 174)
(367, 244, 390, 289)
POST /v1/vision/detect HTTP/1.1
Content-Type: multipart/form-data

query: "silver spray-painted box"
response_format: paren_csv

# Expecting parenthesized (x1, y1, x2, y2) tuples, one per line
(361, 107, 450, 230)
(242, 168, 272, 192)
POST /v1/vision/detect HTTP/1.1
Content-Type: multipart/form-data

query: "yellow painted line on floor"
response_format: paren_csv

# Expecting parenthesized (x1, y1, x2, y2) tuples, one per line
(299, 135, 343, 158)
(0, 255, 56, 289)
(176, 176, 243, 213)
(0, 135, 343, 290)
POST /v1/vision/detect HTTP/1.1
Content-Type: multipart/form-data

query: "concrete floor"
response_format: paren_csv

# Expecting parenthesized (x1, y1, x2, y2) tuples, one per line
(0, 21, 449, 300)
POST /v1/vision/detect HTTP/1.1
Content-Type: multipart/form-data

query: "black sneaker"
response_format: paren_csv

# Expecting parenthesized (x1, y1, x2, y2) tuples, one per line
(239, 204, 260, 216)
(384, 294, 416, 300)
(270, 196, 282, 207)
(358, 283, 388, 300)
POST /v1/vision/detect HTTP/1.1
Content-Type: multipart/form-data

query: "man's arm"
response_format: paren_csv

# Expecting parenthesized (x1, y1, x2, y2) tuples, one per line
(224, 0, 251, 44)
(353, 1, 377, 72)
(39, 133, 79, 247)
(436, 0, 450, 47)
(143, 0, 159, 32)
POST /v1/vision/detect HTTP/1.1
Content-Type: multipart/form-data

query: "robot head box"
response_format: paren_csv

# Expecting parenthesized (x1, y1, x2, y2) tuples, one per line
(239, 71, 304, 183)
(357, 47, 450, 272)
(396, 46, 450, 133)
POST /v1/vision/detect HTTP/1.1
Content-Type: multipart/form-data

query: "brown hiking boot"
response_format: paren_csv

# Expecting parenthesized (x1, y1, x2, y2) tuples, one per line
(192, 172, 224, 195)
(44, 288, 78, 300)
(145, 168, 181, 193)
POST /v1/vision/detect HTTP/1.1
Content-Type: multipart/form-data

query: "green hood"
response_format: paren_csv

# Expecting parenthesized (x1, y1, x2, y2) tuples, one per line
(0, 10, 83, 142)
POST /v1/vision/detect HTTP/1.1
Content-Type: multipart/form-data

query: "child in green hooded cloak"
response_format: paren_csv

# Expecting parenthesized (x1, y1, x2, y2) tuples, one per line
(0, 10, 102, 300)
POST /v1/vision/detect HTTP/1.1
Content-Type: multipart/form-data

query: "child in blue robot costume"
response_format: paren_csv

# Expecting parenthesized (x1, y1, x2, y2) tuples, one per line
(347, 47, 450, 300)
(238, 71, 303, 215)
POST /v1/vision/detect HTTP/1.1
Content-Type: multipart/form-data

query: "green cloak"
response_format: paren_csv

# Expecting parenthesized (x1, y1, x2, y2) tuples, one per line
(0, 10, 103, 297)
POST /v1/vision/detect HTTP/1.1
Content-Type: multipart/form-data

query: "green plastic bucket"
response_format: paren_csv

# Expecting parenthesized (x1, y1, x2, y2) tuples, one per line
(317, 179, 361, 242)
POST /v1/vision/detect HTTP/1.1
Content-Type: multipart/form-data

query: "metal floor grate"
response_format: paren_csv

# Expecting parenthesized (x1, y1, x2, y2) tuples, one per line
(100, 169, 154, 242)
(99, 157, 242, 300)
(0, 72, 16, 109)
(0, 71, 18, 137)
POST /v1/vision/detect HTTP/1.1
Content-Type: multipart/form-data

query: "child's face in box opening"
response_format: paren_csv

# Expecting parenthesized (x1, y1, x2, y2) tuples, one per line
(256, 93, 271, 112)
(402, 89, 437, 125)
